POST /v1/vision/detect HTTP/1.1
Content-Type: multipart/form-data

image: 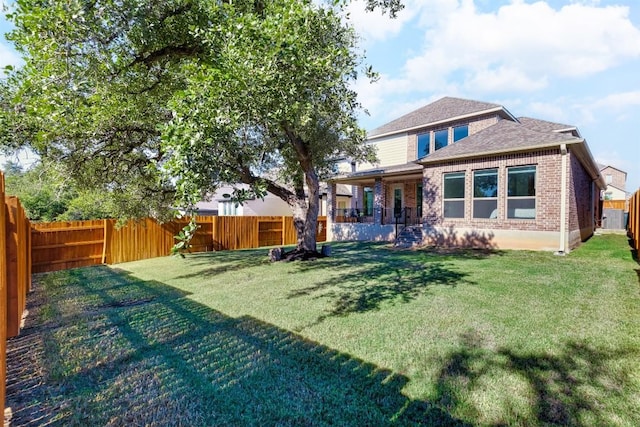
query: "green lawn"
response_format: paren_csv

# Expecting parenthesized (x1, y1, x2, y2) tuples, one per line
(7, 234, 640, 426)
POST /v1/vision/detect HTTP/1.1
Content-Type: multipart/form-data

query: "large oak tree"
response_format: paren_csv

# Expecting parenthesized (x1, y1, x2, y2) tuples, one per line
(0, 0, 401, 253)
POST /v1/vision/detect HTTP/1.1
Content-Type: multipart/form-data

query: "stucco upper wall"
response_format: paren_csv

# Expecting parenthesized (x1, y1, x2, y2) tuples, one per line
(359, 132, 409, 170)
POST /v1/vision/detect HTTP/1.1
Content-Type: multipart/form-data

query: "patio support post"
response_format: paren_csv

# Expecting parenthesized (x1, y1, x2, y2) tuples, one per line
(327, 182, 336, 222)
(374, 178, 384, 225)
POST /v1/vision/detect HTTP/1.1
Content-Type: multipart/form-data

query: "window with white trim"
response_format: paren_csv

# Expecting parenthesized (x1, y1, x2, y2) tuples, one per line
(473, 169, 498, 219)
(434, 129, 448, 151)
(220, 201, 239, 216)
(417, 132, 430, 158)
(507, 166, 536, 219)
(453, 125, 468, 142)
(443, 172, 465, 218)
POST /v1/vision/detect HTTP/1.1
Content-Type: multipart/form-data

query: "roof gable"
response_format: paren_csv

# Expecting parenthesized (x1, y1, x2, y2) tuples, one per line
(598, 164, 627, 176)
(368, 97, 516, 138)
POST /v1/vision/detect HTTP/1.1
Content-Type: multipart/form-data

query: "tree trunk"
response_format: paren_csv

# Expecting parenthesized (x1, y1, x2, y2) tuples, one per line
(292, 168, 320, 253)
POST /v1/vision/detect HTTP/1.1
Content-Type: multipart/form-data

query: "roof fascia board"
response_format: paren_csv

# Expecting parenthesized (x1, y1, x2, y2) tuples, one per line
(368, 106, 514, 140)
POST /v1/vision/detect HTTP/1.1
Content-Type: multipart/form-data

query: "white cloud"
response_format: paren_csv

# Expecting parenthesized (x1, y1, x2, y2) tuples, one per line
(370, 1, 640, 98)
(344, 0, 419, 43)
(592, 90, 640, 110)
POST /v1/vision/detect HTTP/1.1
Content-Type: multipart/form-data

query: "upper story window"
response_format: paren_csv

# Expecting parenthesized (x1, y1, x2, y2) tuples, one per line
(605, 174, 612, 184)
(417, 132, 430, 158)
(435, 129, 448, 151)
(443, 172, 465, 218)
(453, 125, 468, 142)
(507, 166, 536, 219)
(473, 169, 498, 219)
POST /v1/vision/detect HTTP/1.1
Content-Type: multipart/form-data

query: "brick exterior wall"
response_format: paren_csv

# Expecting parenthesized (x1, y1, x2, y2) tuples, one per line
(568, 150, 595, 246)
(422, 149, 563, 232)
(407, 133, 417, 162)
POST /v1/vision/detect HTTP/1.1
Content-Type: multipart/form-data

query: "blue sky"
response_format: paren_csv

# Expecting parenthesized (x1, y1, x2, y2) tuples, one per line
(0, 0, 638, 191)
(347, 0, 640, 192)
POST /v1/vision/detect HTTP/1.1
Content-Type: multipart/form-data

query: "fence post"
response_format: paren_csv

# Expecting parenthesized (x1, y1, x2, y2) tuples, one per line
(281, 216, 286, 246)
(0, 173, 7, 411)
(5, 198, 21, 338)
(101, 219, 108, 264)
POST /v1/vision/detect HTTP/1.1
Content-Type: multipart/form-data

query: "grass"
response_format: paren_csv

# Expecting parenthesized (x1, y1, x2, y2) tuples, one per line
(5, 234, 640, 426)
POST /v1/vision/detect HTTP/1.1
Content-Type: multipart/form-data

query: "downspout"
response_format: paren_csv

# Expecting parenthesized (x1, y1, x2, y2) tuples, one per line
(557, 144, 568, 255)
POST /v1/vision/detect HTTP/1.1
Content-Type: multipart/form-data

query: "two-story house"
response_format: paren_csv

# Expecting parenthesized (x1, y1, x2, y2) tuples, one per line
(328, 97, 606, 252)
(598, 164, 628, 205)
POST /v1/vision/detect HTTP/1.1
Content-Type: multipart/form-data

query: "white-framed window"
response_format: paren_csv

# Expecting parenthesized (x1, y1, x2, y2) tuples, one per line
(434, 129, 448, 151)
(507, 165, 536, 219)
(606, 174, 612, 184)
(473, 169, 498, 219)
(417, 132, 430, 158)
(453, 125, 468, 142)
(443, 172, 465, 218)
(219, 201, 239, 216)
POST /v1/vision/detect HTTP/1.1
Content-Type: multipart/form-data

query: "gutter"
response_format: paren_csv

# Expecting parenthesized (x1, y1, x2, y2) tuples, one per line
(556, 144, 568, 255)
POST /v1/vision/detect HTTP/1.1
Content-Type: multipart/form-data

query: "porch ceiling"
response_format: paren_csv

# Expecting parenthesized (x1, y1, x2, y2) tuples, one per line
(330, 162, 423, 186)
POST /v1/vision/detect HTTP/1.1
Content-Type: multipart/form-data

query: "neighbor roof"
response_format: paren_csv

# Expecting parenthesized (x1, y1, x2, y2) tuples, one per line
(417, 119, 580, 164)
(598, 164, 627, 176)
(368, 97, 517, 138)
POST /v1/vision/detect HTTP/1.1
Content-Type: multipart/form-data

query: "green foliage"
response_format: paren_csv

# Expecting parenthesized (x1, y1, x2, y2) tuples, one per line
(170, 218, 199, 257)
(4, 161, 77, 221)
(0, 0, 388, 249)
(3, 160, 124, 221)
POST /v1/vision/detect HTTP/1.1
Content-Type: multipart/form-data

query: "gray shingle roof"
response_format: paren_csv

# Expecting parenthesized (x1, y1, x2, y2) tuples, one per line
(518, 117, 577, 134)
(419, 119, 581, 164)
(368, 97, 513, 138)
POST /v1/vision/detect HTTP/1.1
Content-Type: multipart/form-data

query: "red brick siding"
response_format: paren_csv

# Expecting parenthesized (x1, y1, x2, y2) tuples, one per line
(407, 133, 417, 162)
(568, 150, 594, 244)
(422, 149, 562, 232)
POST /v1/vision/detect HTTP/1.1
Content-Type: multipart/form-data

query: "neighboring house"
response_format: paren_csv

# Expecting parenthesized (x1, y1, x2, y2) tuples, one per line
(597, 163, 628, 229)
(598, 164, 628, 203)
(195, 184, 352, 217)
(328, 97, 606, 252)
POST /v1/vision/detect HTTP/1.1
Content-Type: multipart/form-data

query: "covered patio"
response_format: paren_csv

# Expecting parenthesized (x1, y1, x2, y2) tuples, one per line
(327, 163, 424, 241)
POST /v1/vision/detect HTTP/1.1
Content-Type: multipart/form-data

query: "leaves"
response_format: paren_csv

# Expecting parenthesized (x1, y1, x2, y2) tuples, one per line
(0, 0, 387, 248)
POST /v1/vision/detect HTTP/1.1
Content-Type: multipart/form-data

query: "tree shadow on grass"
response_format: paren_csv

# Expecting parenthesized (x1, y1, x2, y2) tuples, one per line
(170, 247, 276, 280)
(6, 266, 470, 426)
(433, 330, 639, 426)
(287, 242, 495, 325)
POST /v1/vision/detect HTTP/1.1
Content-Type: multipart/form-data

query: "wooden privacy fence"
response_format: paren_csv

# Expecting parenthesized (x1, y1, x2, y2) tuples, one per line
(32, 215, 327, 273)
(602, 200, 627, 211)
(629, 189, 640, 252)
(0, 172, 32, 412)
